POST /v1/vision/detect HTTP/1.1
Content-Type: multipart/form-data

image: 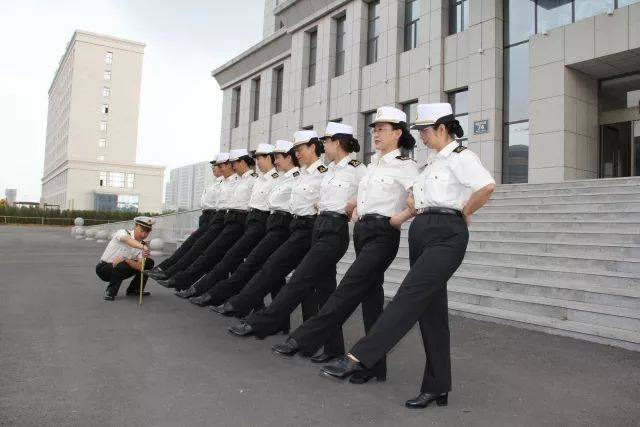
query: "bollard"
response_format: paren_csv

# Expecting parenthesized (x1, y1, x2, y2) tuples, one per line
(85, 228, 97, 240)
(95, 230, 108, 243)
(149, 238, 165, 257)
(74, 217, 84, 226)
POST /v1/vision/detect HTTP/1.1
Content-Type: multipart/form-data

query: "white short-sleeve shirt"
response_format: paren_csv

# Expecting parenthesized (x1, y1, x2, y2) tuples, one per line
(226, 170, 258, 210)
(100, 229, 142, 263)
(216, 173, 240, 210)
(249, 167, 280, 211)
(318, 157, 367, 214)
(201, 176, 224, 210)
(290, 158, 326, 216)
(268, 167, 301, 212)
(413, 141, 495, 210)
(357, 149, 419, 217)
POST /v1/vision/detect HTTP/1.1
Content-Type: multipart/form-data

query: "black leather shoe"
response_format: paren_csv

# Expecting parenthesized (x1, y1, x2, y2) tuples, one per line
(126, 290, 151, 296)
(156, 278, 177, 288)
(103, 290, 115, 301)
(146, 270, 167, 281)
(148, 266, 163, 274)
(175, 286, 197, 299)
(272, 338, 300, 357)
(228, 322, 254, 337)
(210, 302, 235, 316)
(189, 293, 213, 306)
(310, 350, 342, 364)
(321, 356, 365, 380)
(405, 393, 448, 409)
(348, 370, 386, 384)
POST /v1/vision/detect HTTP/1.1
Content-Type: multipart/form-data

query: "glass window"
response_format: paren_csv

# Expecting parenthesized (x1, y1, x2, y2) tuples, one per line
(99, 138, 106, 148)
(102, 87, 110, 97)
(101, 104, 109, 114)
(618, 0, 640, 7)
(335, 16, 346, 77)
(251, 77, 261, 122)
(232, 87, 241, 128)
(404, 0, 420, 52)
(363, 111, 376, 164)
(367, 0, 381, 65)
(105, 52, 113, 64)
(504, 43, 530, 123)
(505, 0, 535, 46)
(104, 70, 111, 81)
(127, 173, 135, 189)
(575, 0, 614, 21)
(116, 195, 139, 212)
(537, 0, 572, 33)
(109, 172, 125, 188)
(100, 121, 107, 131)
(503, 121, 530, 184)
(308, 30, 317, 87)
(99, 171, 107, 187)
(273, 66, 284, 114)
(449, 90, 469, 146)
(449, 0, 469, 35)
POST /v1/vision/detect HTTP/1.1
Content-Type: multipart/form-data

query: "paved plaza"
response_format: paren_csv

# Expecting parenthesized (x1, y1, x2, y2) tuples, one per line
(1, 226, 639, 426)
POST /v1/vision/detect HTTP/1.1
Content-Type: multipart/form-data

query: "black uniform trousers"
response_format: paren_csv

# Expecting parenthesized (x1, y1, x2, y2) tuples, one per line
(96, 258, 155, 295)
(206, 213, 292, 306)
(225, 215, 317, 318)
(172, 210, 248, 290)
(190, 209, 270, 296)
(289, 216, 400, 377)
(349, 213, 468, 394)
(245, 214, 349, 356)
(163, 210, 227, 277)
(158, 210, 216, 271)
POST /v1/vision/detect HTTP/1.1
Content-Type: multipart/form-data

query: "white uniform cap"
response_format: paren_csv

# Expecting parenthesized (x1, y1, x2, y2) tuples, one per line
(229, 148, 250, 161)
(254, 143, 275, 155)
(274, 140, 294, 153)
(293, 130, 319, 147)
(411, 103, 455, 130)
(369, 106, 407, 127)
(215, 152, 230, 164)
(322, 122, 354, 139)
(134, 216, 155, 230)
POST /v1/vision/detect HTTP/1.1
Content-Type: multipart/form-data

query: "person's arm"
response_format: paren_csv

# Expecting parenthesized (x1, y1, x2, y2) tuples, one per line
(462, 183, 495, 225)
(390, 207, 414, 229)
(351, 206, 358, 222)
(345, 197, 357, 218)
(120, 235, 148, 251)
(123, 258, 144, 272)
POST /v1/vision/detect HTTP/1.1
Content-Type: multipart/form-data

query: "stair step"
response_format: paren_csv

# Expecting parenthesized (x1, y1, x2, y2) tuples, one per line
(447, 302, 640, 351)
(481, 201, 640, 213)
(466, 240, 640, 259)
(468, 230, 640, 245)
(469, 221, 640, 234)
(447, 286, 640, 332)
(493, 177, 640, 192)
(449, 274, 640, 309)
(474, 211, 640, 222)
(492, 183, 640, 198)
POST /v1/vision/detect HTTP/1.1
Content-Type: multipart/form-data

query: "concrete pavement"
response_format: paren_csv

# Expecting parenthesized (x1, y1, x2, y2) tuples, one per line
(1, 226, 639, 426)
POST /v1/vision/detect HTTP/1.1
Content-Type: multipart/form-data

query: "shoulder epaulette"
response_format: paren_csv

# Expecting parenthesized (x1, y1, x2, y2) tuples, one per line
(293, 171, 300, 177)
(396, 155, 411, 161)
(271, 172, 279, 178)
(348, 159, 361, 167)
(318, 165, 328, 173)
(251, 172, 259, 177)
(453, 145, 467, 153)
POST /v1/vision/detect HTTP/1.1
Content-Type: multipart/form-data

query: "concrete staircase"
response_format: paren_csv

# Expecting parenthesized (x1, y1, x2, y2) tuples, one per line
(337, 177, 640, 351)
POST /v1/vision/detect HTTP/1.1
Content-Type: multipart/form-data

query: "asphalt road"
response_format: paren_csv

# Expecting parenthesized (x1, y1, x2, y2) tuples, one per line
(1, 225, 639, 426)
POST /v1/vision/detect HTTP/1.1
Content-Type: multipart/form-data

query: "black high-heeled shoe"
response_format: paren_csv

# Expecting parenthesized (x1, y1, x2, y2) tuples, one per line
(404, 392, 448, 409)
(348, 370, 386, 384)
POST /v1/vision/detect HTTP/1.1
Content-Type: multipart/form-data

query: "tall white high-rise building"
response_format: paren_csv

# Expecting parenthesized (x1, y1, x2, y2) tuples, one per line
(164, 161, 215, 211)
(41, 30, 164, 212)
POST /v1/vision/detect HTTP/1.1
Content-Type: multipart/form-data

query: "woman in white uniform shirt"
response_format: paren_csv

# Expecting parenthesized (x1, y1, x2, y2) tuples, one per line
(321, 103, 495, 409)
(276, 106, 419, 383)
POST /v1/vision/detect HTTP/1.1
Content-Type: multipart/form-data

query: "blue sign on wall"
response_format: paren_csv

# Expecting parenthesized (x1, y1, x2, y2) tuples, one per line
(474, 120, 489, 134)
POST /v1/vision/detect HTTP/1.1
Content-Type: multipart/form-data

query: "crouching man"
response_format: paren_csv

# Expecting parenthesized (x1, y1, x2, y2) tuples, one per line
(95, 217, 155, 301)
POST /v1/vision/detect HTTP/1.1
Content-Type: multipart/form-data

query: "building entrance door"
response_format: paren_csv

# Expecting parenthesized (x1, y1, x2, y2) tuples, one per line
(599, 121, 640, 178)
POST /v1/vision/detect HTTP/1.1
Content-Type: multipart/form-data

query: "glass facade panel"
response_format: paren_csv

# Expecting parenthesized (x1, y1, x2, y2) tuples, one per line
(503, 122, 530, 183)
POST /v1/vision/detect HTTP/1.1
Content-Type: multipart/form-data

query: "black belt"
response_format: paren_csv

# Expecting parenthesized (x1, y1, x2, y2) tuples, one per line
(359, 214, 390, 222)
(416, 207, 462, 217)
(319, 211, 348, 220)
(226, 209, 248, 214)
(292, 214, 317, 220)
(270, 210, 292, 217)
(202, 209, 216, 214)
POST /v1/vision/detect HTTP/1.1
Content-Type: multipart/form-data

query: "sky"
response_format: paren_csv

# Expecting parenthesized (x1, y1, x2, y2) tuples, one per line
(0, 0, 265, 202)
